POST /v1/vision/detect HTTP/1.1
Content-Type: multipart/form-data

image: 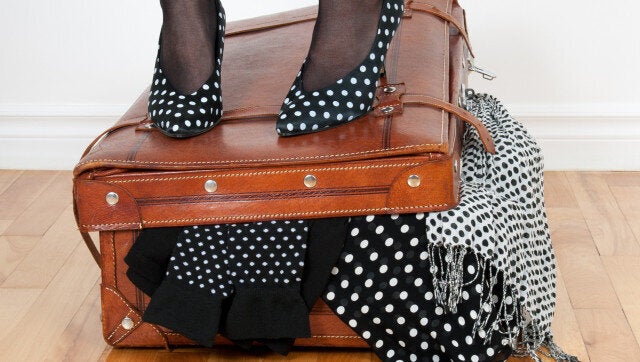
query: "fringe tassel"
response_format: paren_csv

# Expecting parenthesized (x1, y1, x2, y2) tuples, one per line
(425, 243, 580, 361)
(541, 335, 580, 361)
(427, 242, 466, 314)
(510, 335, 580, 361)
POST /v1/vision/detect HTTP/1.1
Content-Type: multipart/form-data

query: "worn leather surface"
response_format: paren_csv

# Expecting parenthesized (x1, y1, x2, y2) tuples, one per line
(74, 0, 487, 233)
(75, 0, 481, 348)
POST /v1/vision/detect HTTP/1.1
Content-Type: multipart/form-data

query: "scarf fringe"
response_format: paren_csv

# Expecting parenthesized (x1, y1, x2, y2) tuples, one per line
(508, 335, 580, 361)
(425, 242, 579, 361)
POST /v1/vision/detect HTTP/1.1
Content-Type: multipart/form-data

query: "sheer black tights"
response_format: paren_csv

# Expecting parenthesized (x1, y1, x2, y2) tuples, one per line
(158, 0, 383, 93)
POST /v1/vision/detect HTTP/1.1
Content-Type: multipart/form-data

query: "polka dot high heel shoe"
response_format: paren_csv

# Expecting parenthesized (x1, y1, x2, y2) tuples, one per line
(147, 0, 225, 138)
(276, 0, 405, 136)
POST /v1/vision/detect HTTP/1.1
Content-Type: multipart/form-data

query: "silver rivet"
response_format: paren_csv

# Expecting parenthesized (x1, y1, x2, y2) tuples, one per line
(204, 180, 218, 193)
(381, 106, 395, 115)
(383, 85, 397, 93)
(106, 192, 119, 205)
(454, 159, 459, 173)
(304, 175, 317, 188)
(121, 317, 134, 330)
(407, 175, 421, 188)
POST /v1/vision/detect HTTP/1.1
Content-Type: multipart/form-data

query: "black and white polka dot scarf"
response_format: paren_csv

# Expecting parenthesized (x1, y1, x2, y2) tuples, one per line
(323, 91, 578, 361)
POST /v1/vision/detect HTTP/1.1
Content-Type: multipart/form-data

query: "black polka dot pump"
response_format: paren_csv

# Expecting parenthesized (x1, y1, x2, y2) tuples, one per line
(147, 0, 226, 138)
(276, 0, 405, 136)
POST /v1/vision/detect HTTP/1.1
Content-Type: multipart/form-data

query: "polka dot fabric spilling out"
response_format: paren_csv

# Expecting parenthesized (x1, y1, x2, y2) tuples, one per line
(459, 92, 559, 352)
(142, 221, 311, 347)
(324, 214, 514, 362)
(276, 0, 405, 136)
(323, 91, 578, 361)
(170, 225, 233, 296)
(147, 0, 226, 138)
(224, 221, 311, 340)
(134, 90, 579, 361)
(142, 225, 232, 347)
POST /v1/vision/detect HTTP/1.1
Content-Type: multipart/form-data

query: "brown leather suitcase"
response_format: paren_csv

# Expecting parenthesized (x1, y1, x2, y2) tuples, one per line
(73, 0, 491, 348)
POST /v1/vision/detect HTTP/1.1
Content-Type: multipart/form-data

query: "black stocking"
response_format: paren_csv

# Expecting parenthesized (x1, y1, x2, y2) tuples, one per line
(303, 0, 384, 91)
(159, 0, 218, 94)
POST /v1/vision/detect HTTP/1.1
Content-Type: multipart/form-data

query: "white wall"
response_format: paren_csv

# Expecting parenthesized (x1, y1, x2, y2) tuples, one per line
(1, 0, 639, 170)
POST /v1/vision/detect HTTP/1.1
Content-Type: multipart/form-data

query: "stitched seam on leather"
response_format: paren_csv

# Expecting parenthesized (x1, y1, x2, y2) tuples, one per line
(138, 187, 389, 205)
(103, 286, 167, 346)
(112, 310, 142, 345)
(140, 204, 451, 225)
(94, 222, 142, 229)
(310, 335, 362, 339)
(104, 287, 141, 341)
(76, 143, 442, 168)
(107, 163, 422, 183)
(111, 232, 117, 289)
(82, 203, 452, 229)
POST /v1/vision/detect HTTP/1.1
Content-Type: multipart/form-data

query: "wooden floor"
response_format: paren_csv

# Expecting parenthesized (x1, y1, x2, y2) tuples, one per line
(0, 170, 639, 362)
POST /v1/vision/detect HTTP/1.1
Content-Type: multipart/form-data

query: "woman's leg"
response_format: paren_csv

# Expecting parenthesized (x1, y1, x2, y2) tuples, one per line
(302, 0, 383, 91)
(149, 0, 225, 138)
(158, 0, 218, 94)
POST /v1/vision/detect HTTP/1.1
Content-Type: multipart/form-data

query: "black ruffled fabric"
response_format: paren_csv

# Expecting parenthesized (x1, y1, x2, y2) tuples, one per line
(224, 287, 310, 340)
(124, 218, 347, 352)
(143, 277, 225, 347)
(124, 227, 182, 296)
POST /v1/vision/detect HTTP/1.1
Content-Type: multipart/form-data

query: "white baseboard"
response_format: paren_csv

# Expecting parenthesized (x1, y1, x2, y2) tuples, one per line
(0, 116, 118, 170)
(1, 104, 639, 171)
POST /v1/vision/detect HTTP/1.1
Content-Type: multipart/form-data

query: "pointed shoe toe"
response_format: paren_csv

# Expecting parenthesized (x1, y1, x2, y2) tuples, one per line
(147, 0, 226, 138)
(276, 0, 405, 137)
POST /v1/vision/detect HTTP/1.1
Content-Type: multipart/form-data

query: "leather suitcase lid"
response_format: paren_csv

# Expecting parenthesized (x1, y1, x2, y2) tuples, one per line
(75, 0, 465, 176)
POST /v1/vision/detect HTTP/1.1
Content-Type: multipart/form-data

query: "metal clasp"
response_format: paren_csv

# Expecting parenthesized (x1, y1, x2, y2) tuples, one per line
(383, 85, 397, 94)
(381, 106, 395, 115)
(467, 58, 497, 80)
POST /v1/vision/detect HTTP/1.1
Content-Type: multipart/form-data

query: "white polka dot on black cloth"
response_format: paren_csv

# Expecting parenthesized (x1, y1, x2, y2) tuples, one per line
(224, 221, 311, 340)
(276, 0, 405, 136)
(324, 214, 514, 361)
(321, 92, 578, 361)
(142, 221, 312, 346)
(142, 225, 233, 347)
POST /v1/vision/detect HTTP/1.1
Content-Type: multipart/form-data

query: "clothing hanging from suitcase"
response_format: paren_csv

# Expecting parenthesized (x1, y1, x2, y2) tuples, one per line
(323, 92, 578, 362)
(124, 91, 579, 362)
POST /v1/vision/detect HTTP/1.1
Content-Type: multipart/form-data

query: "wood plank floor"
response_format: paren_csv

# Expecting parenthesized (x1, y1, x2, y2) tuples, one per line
(0, 170, 638, 362)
